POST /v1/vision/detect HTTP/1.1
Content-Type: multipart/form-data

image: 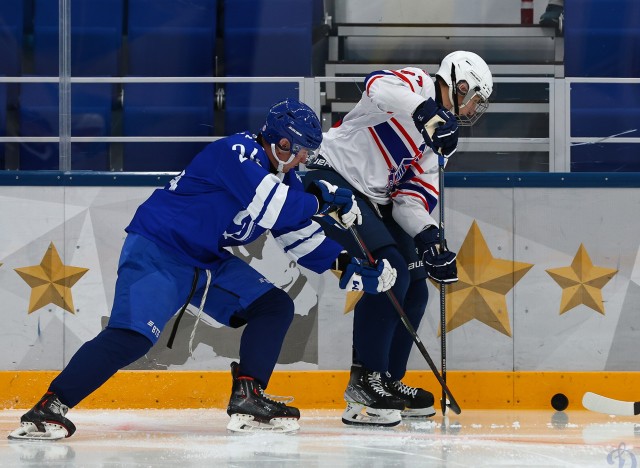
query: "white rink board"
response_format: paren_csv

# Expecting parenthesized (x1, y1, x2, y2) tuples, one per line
(0, 184, 638, 372)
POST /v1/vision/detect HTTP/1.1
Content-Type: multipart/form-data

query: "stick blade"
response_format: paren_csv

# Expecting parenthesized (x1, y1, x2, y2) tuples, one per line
(582, 392, 640, 416)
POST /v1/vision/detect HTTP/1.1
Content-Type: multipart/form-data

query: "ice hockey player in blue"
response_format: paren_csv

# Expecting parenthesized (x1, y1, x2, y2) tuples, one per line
(9, 99, 397, 439)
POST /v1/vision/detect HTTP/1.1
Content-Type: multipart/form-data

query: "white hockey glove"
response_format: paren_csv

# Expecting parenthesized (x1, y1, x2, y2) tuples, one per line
(335, 252, 397, 294)
(308, 180, 362, 229)
(412, 98, 459, 158)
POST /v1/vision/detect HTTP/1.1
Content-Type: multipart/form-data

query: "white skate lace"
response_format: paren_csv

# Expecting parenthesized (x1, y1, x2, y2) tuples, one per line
(367, 372, 393, 397)
(393, 381, 418, 398)
(47, 397, 68, 416)
(257, 386, 293, 406)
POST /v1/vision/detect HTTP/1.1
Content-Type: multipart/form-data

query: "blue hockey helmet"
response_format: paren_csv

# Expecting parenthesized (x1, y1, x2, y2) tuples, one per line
(261, 98, 323, 157)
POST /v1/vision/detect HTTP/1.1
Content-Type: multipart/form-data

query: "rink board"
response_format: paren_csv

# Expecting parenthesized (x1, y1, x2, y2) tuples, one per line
(1, 370, 639, 411)
(1, 173, 639, 413)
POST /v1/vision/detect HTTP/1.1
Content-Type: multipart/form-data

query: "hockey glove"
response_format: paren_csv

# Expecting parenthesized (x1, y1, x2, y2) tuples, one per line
(412, 99, 459, 158)
(414, 226, 458, 284)
(308, 180, 362, 229)
(335, 252, 397, 294)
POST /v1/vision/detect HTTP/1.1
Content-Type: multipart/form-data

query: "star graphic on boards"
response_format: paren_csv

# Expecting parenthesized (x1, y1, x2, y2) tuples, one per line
(545, 243, 617, 315)
(331, 269, 364, 314)
(443, 221, 533, 337)
(14, 242, 89, 314)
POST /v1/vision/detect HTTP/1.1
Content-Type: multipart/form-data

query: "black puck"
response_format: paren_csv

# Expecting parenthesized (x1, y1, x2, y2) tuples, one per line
(551, 393, 569, 411)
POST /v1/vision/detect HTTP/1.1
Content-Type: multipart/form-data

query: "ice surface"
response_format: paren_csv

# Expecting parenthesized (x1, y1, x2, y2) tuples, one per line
(1, 408, 639, 467)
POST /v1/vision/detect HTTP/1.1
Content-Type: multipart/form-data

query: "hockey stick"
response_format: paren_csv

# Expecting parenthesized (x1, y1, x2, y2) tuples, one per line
(582, 392, 640, 416)
(436, 151, 448, 415)
(425, 115, 452, 416)
(347, 225, 462, 415)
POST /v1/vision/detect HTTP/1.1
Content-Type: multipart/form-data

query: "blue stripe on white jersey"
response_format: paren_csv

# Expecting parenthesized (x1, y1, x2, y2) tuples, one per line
(371, 121, 413, 168)
(364, 70, 394, 87)
(395, 181, 437, 213)
(248, 175, 289, 229)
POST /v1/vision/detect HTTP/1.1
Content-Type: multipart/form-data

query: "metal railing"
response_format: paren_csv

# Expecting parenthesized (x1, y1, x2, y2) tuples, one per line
(1, 75, 639, 172)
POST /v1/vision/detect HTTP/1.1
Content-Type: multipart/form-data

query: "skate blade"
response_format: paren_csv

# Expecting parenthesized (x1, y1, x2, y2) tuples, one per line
(400, 406, 436, 418)
(8, 422, 67, 441)
(342, 402, 402, 427)
(227, 414, 300, 433)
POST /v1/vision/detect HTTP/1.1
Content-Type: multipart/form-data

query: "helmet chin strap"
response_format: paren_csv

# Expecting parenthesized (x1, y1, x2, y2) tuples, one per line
(271, 143, 297, 173)
(450, 63, 459, 116)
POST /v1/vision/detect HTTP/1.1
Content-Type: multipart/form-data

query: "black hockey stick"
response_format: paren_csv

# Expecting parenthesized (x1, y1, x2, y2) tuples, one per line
(437, 150, 448, 415)
(425, 115, 453, 415)
(347, 225, 462, 415)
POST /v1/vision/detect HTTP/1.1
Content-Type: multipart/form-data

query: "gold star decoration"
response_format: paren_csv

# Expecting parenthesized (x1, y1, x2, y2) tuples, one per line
(546, 243, 617, 315)
(443, 221, 533, 337)
(15, 242, 89, 314)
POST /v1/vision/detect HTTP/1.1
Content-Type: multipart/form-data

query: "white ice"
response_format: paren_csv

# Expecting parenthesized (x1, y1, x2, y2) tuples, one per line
(1, 409, 639, 467)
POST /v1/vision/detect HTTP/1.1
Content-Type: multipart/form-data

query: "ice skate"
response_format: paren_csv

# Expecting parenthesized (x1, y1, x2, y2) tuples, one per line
(380, 379, 436, 418)
(226, 362, 300, 433)
(342, 365, 404, 427)
(8, 392, 76, 441)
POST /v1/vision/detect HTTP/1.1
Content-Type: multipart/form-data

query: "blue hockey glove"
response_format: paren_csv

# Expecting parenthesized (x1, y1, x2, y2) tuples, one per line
(337, 254, 397, 294)
(414, 226, 458, 284)
(308, 180, 362, 229)
(412, 99, 459, 158)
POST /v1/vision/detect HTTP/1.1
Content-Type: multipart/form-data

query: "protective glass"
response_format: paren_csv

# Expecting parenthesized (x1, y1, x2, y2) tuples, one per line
(455, 81, 490, 126)
(291, 143, 318, 158)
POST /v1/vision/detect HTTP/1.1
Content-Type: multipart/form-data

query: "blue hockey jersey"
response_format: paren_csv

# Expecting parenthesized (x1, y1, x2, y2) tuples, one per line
(126, 132, 343, 273)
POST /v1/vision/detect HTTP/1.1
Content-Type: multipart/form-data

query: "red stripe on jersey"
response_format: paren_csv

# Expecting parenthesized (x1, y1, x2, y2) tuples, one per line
(399, 69, 423, 87)
(366, 75, 385, 96)
(410, 177, 439, 195)
(411, 160, 424, 174)
(390, 70, 415, 92)
(390, 117, 421, 155)
(367, 127, 394, 169)
(332, 119, 343, 128)
(391, 190, 430, 211)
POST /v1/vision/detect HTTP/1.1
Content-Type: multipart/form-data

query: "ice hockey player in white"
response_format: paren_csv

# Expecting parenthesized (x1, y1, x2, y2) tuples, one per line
(304, 51, 493, 426)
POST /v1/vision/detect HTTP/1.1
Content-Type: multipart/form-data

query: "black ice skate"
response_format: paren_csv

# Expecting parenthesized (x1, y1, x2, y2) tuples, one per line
(226, 361, 300, 433)
(381, 379, 436, 418)
(8, 392, 76, 441)
(342, 365, 405, 427)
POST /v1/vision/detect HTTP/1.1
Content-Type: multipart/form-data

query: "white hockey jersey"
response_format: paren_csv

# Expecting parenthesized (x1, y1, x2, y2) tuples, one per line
(320, 67, 445, 238)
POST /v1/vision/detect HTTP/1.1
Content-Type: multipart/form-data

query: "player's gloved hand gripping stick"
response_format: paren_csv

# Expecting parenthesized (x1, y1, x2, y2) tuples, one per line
(413, 98, 459, 158)
(309, 179, 362, 229)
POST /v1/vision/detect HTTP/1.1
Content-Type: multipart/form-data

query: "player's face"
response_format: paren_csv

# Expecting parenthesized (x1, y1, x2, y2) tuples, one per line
(457, 93, 483, 117)
(454, 81, 480, 117)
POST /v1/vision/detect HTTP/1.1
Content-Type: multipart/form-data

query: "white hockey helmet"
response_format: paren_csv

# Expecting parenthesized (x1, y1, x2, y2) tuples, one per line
(436, 51, 493, 126)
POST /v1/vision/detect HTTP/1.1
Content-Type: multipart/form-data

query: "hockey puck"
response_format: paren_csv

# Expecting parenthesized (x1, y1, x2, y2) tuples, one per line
(551, 393, 569, 411)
